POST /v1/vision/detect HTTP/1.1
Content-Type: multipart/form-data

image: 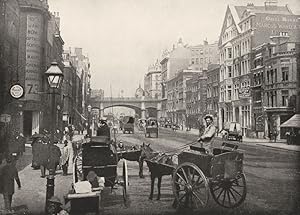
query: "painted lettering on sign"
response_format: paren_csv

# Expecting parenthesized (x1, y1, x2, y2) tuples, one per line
(25, 13, 42, 101)
(256, 14, 300, 30)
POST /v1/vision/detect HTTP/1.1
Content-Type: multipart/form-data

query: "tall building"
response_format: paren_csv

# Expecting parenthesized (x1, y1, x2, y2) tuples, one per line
(144, 60, 161, 99)
(186, 71, 208, 129)
(263, 37, 299, 139)
(218, 1, 299, 136)
(64, 47, 91, 125)
(166, 70, 200, 125)
(189, 40, 219, 71)
(206, 64, 220, 124)
(0, 0, 21, 154)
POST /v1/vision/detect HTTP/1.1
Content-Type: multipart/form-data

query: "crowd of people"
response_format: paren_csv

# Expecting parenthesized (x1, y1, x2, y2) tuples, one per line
(0, 124, 80, 214)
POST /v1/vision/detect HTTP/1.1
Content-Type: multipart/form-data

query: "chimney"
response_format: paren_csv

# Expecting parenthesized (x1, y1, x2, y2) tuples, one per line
(246, 3, 254, 8)
(264, 0, 278, 10)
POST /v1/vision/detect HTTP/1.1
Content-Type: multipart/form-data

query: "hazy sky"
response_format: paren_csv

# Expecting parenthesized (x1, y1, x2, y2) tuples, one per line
(49, 0, 300, 97)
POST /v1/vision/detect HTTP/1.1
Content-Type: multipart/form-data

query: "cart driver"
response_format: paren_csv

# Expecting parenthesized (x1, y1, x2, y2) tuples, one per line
(197, 114, 216, 155)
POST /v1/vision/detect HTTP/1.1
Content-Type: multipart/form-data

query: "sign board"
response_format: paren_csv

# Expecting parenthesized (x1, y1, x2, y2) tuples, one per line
(0, 114, 11, 123)
(10, 84, 24, 99)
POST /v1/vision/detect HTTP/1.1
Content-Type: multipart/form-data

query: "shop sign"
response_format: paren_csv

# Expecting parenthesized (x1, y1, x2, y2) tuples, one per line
(0, 114, 11, 123)
(10, 84, 24, 99)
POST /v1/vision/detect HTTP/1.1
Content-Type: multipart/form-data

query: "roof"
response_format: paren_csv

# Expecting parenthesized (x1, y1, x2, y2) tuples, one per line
(234, 5, 293, 19)
(280, 114, 300, 128)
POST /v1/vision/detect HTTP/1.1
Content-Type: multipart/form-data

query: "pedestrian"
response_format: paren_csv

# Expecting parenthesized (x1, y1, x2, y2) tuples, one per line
(48, 143, 62, 175)
(273, 129, 278, 143)
(61, 138, 71, 176)
(16, 132, 26, 157)
(197, 114, 217, 155)
(37, 136, 49, 178)
(0, 155, 21, 214)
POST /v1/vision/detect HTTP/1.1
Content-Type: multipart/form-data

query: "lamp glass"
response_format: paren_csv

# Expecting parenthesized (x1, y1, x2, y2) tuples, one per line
(47, 75, 63, 89)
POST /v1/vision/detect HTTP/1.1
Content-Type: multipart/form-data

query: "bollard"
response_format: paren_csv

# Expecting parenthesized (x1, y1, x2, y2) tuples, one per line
(45, 171, 55, 214)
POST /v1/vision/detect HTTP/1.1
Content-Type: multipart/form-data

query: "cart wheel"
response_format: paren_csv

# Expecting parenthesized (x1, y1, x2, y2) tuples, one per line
(210, 173, 246, 208)
(122, 160, 130, 207)
(172, 162, 209, 210)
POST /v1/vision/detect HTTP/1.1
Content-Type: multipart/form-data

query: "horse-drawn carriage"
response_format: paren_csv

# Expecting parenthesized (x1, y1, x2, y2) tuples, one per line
(145, 118, 159, 138)
(67, 122, 140, 214)
(143, 141, 246, 211)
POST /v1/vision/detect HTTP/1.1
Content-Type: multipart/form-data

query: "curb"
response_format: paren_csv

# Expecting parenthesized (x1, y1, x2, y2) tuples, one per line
(256, 143, 300, 152)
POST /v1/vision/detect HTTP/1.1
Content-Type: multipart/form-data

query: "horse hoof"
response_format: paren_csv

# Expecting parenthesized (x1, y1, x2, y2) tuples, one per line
(139, 175, 145, 179)
(156, 197, 160, 200)
(149, 196, 153, 200)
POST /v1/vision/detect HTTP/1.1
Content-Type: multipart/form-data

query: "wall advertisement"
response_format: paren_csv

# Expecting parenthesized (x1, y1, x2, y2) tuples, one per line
(25, 13, 43, 101)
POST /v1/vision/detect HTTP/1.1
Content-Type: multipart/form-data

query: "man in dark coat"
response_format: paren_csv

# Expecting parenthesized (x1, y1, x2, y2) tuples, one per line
(47, 143, 61, 175)
(1, 155, 21, 213)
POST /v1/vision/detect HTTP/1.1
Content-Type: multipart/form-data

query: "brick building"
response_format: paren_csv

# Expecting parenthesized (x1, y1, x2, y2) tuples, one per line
(166, 70, 200, 126)
(218, 1, 299, 137)
(206, 64, 220, 124)
(189, 40, 219, 71)
(263, 37, 299, 139)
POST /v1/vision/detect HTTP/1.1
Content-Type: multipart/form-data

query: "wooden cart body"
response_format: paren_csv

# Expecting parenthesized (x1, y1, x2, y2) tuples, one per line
(82, 136, 119, 187)
(171, 143, 246, 209)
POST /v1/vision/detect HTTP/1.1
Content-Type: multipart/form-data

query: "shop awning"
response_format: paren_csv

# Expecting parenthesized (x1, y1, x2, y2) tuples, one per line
(280, 114, 300, 128)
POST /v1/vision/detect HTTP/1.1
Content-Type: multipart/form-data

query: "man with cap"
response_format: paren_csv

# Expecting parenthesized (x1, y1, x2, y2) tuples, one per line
(197, 114, 217, 155)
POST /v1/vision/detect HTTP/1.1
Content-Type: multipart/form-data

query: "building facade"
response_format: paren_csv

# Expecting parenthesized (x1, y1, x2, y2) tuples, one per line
(206, 64, 220, 124)
(189, 40, 219, 71)
(0, 0, 21, 154)
(218, 1, 299, 137)
(166, 70, 200, 126)
(263, 37, 299, 139)
(63, 47, 91, 130)
(144, 60, 161, 99)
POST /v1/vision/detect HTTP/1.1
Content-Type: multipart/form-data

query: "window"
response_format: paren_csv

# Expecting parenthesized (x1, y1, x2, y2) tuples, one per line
(228, 48, 232, 58)
(228, 66, 232, 78)
(282, 90, 289, 106)
(282, 67, 289, 82)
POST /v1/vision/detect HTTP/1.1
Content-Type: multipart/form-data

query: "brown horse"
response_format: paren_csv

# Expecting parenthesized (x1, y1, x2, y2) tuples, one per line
(139, 143, 176, 200)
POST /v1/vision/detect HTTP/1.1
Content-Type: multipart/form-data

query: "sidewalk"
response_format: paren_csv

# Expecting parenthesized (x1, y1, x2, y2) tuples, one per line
(0, 134, 86, 214)
(161, 127, 300, 152)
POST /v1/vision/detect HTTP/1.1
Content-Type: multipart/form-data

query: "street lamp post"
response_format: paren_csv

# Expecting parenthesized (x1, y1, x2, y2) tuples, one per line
(87, 104, 92, 137)
(44, 62, 64, 213)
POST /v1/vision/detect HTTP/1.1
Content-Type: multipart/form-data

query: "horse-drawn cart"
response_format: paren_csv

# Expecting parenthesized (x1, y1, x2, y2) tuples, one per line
(145, 118, 159, 138)
(144, 142, 246, 211)
(68, 124, 130, 214)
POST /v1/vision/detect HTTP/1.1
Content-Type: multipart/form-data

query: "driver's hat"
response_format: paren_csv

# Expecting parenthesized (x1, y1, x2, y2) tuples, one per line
(204, 114, 214, 121)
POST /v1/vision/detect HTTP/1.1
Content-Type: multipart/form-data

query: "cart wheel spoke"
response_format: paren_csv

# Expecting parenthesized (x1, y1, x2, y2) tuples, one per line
(228, 188, 237, 202)
(230, 186, 242, 197)
(192, 191, 205, 206)
(222, 189, 227, 205)
(193, 180, 204, 190)
(173, 162, 209, 210)
(175, 181, 186, 187)
(210, 173, 246, 208)
(180, 167, 189, 184)
(178, 192, 187, 204)
(176, 172, 187, 185)
(227, 188, 232, 207)
(216, 188, 225, 201)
